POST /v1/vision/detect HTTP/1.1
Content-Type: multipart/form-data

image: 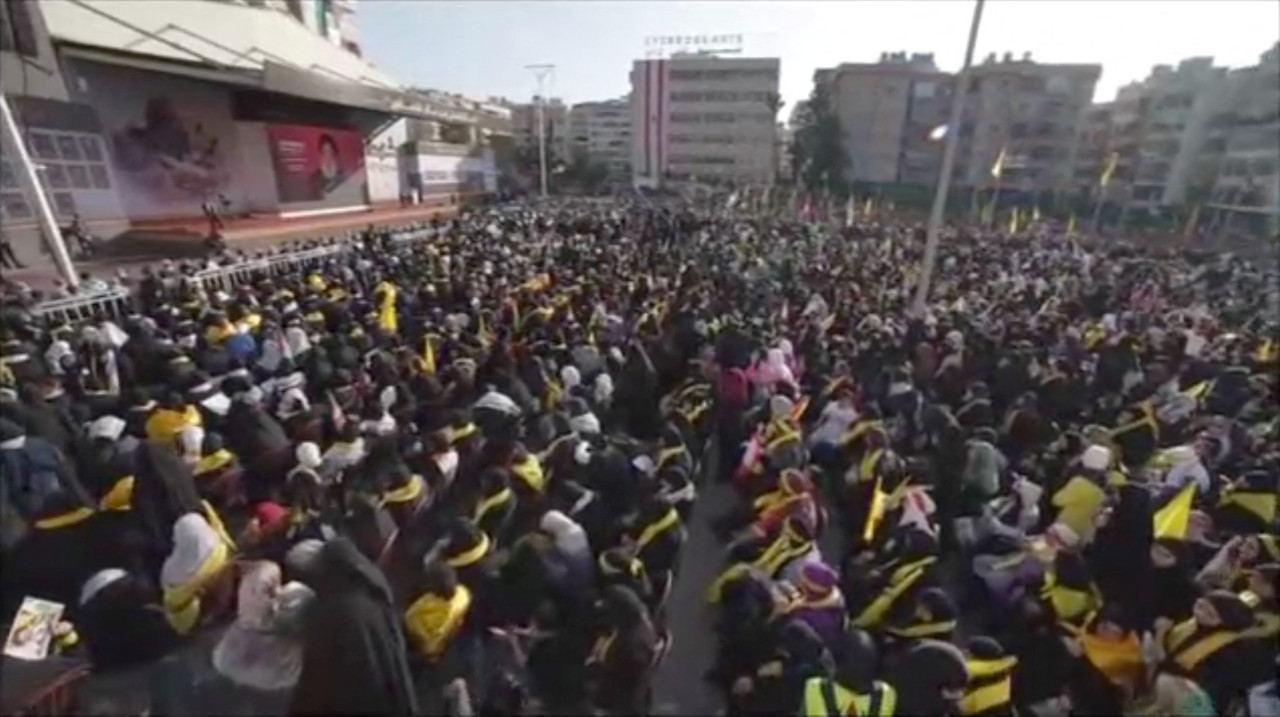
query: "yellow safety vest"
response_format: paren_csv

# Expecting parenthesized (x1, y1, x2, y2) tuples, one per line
(960, 656, 1017, 715)
(800, 678, 896, 716)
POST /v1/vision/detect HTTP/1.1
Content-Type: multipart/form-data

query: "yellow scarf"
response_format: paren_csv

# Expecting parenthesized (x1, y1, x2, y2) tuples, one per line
(194, 449, 234, 477)
(511, 454, 545, 493)
(145, 405, 202, 442)
(405, 586, 472, 661)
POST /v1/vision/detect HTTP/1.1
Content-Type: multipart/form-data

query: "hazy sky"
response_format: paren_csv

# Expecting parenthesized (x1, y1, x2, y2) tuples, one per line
(359, 0, 1279, 109)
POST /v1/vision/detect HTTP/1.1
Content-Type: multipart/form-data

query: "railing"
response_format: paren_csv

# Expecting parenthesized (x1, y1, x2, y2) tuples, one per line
(29, 229, 439, 324)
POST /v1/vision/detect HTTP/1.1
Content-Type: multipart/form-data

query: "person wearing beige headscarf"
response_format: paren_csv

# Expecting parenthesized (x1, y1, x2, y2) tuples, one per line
(213, 561, 313, 694)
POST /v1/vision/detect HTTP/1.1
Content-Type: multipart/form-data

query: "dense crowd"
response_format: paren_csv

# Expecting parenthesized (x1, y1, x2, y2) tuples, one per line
(0, 198, 1277, 716)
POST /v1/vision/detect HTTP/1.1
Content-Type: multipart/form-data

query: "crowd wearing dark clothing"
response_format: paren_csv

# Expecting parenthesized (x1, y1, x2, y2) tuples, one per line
(0, 198, 1277, 717)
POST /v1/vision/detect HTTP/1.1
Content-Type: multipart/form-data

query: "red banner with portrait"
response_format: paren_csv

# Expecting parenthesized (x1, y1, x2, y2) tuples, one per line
(266, 124, 367, 208)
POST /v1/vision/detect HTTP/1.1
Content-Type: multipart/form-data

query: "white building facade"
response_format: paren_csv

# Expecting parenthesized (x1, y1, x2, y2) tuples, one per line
(630, 54, 780, 187)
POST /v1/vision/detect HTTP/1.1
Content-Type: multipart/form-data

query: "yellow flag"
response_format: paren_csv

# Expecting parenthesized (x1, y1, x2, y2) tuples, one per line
(863, 474, 887, 543)
(990, 147, 1007, 179)
(376, 281, 398, 334)
(1099, 152, 1118, 188)
(863, 197, 874, 215)
(1066, 213, 1078, 234)
(1153, 482, 1195, 540)
(421, 335, 437, 376)
(1182, 204, 1202, 240)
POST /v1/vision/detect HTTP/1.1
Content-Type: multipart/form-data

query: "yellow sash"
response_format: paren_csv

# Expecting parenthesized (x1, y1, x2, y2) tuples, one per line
(511, 454, 546, 493)
(100, 476, 135, 512)
(447, 533, 492, 568)
(382, 474, 425, 506)
(474, 488, 513, 525)
(194, 449, 234, 477)
(852, 556, 937, 628)
(162, 539, 230, 635)
(405, 586, 472, 661)
(636, 508, 680, 552)
(34, 506, 95, 530)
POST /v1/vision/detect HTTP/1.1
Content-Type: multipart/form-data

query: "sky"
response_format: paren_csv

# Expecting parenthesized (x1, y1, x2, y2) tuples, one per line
(359, 0, 1280, 111)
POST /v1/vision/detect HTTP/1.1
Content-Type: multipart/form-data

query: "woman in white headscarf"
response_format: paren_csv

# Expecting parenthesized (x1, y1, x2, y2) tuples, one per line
(540, 510, 593, 592)
(77, 567, 177, 670)
(160, 512, 232, 635)
(213, 561, 313, 696)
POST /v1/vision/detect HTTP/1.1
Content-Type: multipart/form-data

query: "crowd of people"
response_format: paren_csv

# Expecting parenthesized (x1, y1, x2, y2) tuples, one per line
(0, 197, 1277, 716)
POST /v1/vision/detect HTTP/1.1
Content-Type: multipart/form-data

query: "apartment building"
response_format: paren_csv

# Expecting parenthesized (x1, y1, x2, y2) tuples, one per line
(956, 53, 1101, 192)
(818, 52, 952, 186)
(511, 98, 572, 165)
(1111, 57, 1235, 208)
(570, 98, 632, 176)
(1211, 43, 1280, 233)
(1073, 102, 1114, 192)
(631, 54, 781, 186)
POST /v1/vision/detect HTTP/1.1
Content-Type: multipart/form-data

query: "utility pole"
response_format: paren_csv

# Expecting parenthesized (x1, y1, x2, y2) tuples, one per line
(911, 0, 985, 317)
(525, 64, 555, 198)
(0, 94, 77, 288)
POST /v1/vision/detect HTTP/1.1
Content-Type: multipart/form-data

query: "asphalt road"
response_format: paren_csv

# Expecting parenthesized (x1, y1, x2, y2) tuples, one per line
(651, 447, 850, 716)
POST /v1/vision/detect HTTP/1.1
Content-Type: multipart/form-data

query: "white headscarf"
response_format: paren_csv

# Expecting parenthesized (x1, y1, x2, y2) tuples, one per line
(593, 373, 614, 405)
(161, 513, 221, 587)
(560, 365, 582, 391)
(80, 568, 128, 606)
(212, 562, 309, 692)
(540, 510, 590, 558)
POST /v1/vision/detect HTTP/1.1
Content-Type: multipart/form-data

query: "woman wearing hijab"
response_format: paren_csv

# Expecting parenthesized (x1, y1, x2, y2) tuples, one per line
(129, 441, 206, 565)
(75, 568, 177, 671)
(212, 562, 311, 710)
(289, 537, 418, 716)
(540, 509, 594, 596)
(1, 418, 135, 618)
(160, 512, 235, 636)
(586, 585, 661, 716)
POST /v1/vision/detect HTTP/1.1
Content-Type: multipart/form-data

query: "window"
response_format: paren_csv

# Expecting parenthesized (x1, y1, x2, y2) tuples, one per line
(52, 192, 76, 217)
(1, 192, 33, 219)
(0, 159, 16, 189)
(29, 132, 57, 161)
(67, 165, 90, 190)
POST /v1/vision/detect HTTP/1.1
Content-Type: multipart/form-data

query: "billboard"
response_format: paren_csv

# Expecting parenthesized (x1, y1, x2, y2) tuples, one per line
(265, 124, 367, 209)
(70, 60, 245, 220)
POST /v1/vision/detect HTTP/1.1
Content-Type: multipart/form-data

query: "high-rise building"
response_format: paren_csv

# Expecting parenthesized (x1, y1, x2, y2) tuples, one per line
(570, 98, 632, 176)
(511, 98, 572, 165)
(817, 52, 951, 186)
(815, 51, 1098, 193)
(1210, 43, 1280, 234)
(1074, 102, 1115, 193)
(631, 54, 780, 186)
(1107, 57, 1234, 209)
(956, 53, 1101, 193)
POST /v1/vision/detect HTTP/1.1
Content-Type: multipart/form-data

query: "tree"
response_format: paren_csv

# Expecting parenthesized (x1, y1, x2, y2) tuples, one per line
(790, 82, 848, 195)
(561, 149, 611, 194)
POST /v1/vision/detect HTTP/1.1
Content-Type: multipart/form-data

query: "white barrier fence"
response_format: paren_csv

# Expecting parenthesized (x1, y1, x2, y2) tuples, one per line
(30, 228, 438, 324)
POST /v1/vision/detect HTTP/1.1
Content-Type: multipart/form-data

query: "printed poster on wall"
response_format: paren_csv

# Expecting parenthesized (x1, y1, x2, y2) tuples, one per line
(266, 124, 367, 209)
(79, 59, 242, 220)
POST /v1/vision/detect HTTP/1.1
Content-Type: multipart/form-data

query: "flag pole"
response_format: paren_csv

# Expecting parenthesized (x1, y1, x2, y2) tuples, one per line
(913, 0, 985, 316)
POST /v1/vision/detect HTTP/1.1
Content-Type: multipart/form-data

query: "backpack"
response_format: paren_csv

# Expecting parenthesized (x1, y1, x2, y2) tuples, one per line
(6, 441, 66, 520)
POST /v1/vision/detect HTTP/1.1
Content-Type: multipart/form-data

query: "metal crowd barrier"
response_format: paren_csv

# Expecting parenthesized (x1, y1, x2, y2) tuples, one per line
(27, 228, 442, 324)
(31, 288, 134, 325)
(191, 244, 350, 294)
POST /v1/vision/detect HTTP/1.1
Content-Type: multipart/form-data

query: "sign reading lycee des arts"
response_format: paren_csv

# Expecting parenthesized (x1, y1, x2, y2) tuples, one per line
(644, 33, 744, 50)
